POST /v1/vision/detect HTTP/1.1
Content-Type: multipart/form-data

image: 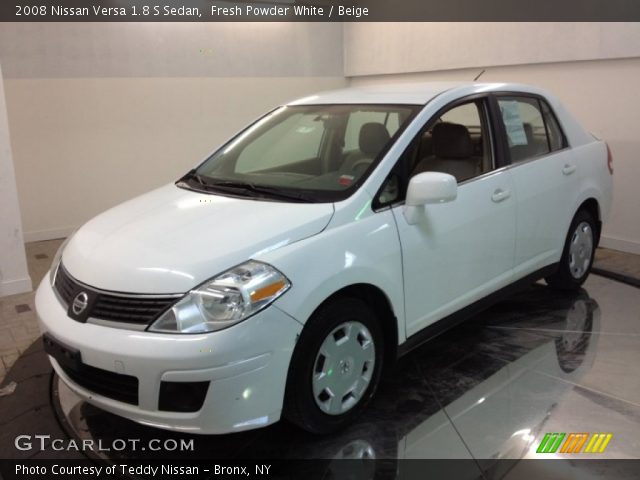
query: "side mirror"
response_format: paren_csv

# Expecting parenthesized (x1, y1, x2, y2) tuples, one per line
(403, 172, 457, 225)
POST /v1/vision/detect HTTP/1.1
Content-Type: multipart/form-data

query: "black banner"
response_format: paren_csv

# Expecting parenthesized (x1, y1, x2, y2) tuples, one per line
(2, 459, 640, 480)
(1, 0, 640, 22)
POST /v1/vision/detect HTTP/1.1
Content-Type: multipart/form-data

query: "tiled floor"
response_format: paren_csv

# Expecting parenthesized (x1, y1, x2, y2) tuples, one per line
(594, 247, 640, 279)
(0, 238, 63, 385)
(0, 238, 639, 386)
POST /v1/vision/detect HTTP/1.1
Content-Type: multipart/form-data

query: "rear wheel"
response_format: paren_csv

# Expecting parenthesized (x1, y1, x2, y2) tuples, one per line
(284, 297, 383, 434)
(546, 210, 597, 290)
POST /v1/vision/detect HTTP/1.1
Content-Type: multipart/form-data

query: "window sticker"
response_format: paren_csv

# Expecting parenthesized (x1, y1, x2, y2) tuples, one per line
(338, 174, 354, 186)
(500, 101, 528, 146)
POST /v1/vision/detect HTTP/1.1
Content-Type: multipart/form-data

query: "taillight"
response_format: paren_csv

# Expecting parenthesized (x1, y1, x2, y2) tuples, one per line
(606, 143, 613, 175)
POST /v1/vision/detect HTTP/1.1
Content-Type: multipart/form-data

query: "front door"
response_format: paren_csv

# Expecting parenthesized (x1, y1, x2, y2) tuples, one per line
(389, 98, 517, 337)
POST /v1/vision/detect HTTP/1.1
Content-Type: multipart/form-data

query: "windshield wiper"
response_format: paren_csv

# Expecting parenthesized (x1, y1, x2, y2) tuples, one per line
(192, 172, 208, 186)
(177, 171, 208, 189)
(197, 178, 313, 203)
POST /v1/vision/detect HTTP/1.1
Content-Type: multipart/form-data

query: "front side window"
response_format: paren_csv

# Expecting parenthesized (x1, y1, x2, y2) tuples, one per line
(497, 96, 566, 163)
(181, 104, 419, 203)
(375, 98, 495, 208)
(411, 99, 494, 183)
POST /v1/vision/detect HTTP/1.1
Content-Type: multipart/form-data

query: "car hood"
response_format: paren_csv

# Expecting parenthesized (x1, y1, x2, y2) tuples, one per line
(61, 184, 334, 293)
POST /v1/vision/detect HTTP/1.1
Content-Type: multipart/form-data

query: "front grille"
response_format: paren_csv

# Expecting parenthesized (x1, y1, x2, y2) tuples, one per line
(91, 295, 177, 324)
(54, 264, 179, 325)
(59, 362, 139, 405)
(54, 263, 77, 305)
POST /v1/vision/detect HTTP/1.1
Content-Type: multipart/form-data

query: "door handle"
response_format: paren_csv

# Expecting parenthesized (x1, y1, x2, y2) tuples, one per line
(491, 188, 511, 203)
(562, 164, 577, 175)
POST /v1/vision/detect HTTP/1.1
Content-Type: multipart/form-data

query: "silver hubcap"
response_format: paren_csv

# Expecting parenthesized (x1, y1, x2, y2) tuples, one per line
(312, 321, 375, 416)
(568, 221, 593, 279)
(562, 300, 588, 350)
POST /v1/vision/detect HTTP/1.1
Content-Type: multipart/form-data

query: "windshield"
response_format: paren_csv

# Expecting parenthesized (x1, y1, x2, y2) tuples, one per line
(179, 104, 419, 202)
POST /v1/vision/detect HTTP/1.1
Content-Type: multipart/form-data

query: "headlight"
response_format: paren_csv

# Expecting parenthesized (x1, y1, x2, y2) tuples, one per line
(148, 261, 291, 334)
(49, 233, 75, 285)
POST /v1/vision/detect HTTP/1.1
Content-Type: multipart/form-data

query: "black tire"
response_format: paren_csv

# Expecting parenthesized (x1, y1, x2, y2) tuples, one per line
(284, 297, 384, 434)
(546, 209, 597, 290)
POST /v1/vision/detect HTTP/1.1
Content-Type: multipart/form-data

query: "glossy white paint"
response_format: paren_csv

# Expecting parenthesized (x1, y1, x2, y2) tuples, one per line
(510, 149, 579, 274)
(36, 82, 612, 433)
(289, 82, 463, 106)
(36, 277, 302, 433)
(406, 172, 458, 205)
(404, 172, 458, 225)
(394, 169, 517, 337)
(61, 184, 334, 293)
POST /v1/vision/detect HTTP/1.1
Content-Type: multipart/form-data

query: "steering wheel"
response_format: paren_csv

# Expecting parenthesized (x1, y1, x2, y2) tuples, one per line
(351, 159, 373, 175)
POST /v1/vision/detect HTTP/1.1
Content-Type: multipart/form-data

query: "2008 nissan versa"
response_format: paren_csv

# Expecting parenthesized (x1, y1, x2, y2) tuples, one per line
(37, 82, 612, 434)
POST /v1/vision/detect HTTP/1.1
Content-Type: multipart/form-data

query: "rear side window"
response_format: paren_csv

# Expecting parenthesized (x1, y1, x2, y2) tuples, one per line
(497, 96, 565, 163)
(541, 100, 566, 151)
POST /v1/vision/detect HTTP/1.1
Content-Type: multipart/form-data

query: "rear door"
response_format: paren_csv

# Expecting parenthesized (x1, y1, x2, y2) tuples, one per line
(494, 95, 577, 277)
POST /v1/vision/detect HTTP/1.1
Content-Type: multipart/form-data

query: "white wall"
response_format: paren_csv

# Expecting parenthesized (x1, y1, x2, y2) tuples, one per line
(3, 76, 346, 241)
(346, 23, 640, 254)
(0, 62, 31, 296)
(345, 23, 640, 77)
(3, 22, 639, 254)
(0, 23, 347, 241)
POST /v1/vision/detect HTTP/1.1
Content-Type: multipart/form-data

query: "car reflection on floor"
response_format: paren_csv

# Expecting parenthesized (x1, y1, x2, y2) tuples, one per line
(53, 284, 602, 477)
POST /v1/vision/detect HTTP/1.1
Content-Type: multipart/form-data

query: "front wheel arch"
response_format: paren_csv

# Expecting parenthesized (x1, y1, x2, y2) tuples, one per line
(305, 283, 399, 367)
(283, 296, 385, 434)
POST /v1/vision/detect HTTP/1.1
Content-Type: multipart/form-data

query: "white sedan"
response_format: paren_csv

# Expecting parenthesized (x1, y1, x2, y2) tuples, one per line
(36, 82, 612, 434)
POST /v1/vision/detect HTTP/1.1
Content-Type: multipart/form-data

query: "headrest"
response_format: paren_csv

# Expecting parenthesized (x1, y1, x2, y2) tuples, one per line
(359, 122, 391, 157)
(432, 122, 473, 159)
(523, 123, 534, 143)
(419, 131, 433, 157)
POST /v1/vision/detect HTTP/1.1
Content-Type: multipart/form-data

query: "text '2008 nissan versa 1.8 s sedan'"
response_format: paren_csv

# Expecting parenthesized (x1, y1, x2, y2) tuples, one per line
(37, 82, 613, 434)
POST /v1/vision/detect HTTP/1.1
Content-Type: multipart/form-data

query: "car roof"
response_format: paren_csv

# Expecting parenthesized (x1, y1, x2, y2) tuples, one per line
(287, 82, 548, 106)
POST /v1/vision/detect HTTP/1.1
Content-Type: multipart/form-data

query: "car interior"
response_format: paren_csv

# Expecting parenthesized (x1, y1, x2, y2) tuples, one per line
(338, 122, 392, 176)
(410, 101, 493, 184)
(508, 122, 549, 161)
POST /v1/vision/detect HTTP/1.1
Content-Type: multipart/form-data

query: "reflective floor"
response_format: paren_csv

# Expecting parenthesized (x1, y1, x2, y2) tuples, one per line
(52, 275, 640, 475)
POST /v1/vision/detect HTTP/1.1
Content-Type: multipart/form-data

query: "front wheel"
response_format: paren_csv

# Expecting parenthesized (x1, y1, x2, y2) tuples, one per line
(284, 297, 384, 434)
(546, 209, 597, 290)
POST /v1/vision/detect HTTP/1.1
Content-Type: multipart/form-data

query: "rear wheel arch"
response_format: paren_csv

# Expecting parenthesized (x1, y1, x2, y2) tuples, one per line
(577, 198, 601, 245)
(547, 208, 597, 290)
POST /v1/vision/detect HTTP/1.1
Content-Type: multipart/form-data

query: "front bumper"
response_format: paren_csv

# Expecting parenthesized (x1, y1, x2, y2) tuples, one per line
(35, 278, 302, 434)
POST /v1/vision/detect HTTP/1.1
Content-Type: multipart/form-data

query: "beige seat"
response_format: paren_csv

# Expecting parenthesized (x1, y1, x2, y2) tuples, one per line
(510, 123, 549, 162)
(413, 122, 481, 183)
(340, 122, 391, 175)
